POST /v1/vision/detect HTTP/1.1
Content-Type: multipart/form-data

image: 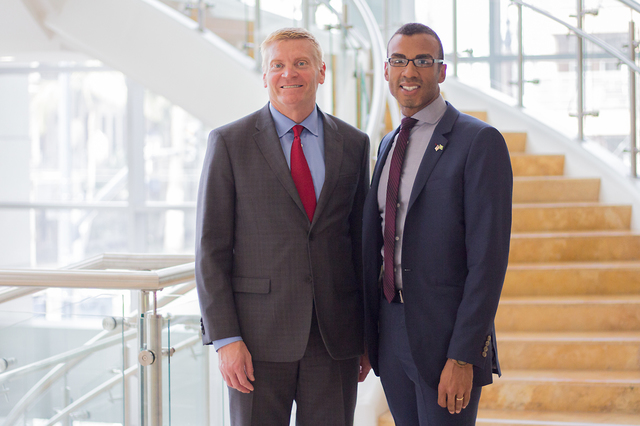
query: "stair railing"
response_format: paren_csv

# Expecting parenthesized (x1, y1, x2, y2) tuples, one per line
(450, 0, 640, 178)
(0, 254, 199, 426)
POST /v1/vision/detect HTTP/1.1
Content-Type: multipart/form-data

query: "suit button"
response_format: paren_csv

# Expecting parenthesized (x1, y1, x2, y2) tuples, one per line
(307, 275, 313, 284)
(308, 233, 313, 241)
(487, 335, 492, 342)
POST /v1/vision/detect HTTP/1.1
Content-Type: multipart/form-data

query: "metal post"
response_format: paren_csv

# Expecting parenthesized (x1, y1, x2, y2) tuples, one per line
(255, 0, 262, 71)
(146, 291, 162, 426)
(138, 291, 149, 425)
(517, 3, 524, 107)
(452, 0, 458, 77)
(577, 0, 585, 140)
(630, 20, 638, 178)
(197, 0, 206, 32)
(302, 0, 310, 29)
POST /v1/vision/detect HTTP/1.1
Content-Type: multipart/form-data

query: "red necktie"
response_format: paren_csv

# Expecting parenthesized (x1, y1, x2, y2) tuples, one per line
(383, 117, 418, 303)
(291, 125, 316, 222)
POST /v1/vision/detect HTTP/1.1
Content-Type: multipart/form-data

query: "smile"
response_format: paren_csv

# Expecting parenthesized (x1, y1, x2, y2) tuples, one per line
(282, 85, 303, 88)
(401, 85, 419, 91)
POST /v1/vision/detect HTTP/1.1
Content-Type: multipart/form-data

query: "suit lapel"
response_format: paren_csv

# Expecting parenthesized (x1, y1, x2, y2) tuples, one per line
(313, 111, 342, 226)
(370, 129, 399, 194)
(407, 103, 459, 211)
(253, 105, 308, 218)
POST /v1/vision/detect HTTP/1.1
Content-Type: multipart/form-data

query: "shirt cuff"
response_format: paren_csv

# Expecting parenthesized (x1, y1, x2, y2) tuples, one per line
(213, 336, 243, 351)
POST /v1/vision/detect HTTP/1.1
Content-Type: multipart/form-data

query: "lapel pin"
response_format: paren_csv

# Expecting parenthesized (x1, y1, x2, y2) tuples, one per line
(435, 144, 444, 152)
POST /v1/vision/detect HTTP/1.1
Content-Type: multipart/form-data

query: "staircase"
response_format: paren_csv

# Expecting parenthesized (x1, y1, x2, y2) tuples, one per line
(378, 128, 640, 426)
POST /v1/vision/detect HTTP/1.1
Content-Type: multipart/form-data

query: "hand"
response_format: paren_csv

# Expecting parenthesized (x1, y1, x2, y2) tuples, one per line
(437, 358, 473, 414)
(218, 341, 255, 393)
(358, 353, 372, 382)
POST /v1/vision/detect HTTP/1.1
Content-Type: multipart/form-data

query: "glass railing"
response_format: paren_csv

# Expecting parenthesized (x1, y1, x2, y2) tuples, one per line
(157, 0, 387, 140)
(0, 254, 217, 426)
(425, 0, 640, 177)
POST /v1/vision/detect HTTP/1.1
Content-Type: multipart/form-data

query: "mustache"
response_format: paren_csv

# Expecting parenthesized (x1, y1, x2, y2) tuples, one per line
(400, 78, 421, 84)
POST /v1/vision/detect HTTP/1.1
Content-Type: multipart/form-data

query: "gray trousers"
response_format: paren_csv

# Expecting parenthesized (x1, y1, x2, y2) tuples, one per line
(229, 313, 360, 426)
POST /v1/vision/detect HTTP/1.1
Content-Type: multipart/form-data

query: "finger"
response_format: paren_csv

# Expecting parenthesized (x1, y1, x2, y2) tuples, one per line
(437, 386, 447, 408)
(447, 393, 456, 414)
(245, 360, 255, 382)
(455, 395, 464, 414)
(462, 390, 471, 410)
(236, 367, 255, 392)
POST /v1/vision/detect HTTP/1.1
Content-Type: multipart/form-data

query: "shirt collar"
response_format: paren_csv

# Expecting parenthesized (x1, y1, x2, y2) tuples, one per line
(404, 94, 447, 125)
(269, 102, 321, 138)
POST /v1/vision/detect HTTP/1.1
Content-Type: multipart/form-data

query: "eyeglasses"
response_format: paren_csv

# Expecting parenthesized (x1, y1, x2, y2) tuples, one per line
(387, 57, 444, 68)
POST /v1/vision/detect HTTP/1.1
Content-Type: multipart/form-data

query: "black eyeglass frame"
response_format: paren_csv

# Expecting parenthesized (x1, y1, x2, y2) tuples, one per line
(386, 57, 445, 68)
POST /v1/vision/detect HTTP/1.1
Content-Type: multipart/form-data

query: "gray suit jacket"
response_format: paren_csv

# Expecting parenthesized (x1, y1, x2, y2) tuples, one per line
(196, 104, 370, 362)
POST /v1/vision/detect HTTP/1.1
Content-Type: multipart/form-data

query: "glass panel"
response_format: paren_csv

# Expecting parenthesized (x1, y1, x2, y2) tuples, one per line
(0, 289, 128, 425)
(162, 297, 212, 425)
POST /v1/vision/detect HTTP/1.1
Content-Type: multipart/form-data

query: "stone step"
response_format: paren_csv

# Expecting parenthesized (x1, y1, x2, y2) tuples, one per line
(503, 262, 640, 296)
(496, 295, 640, 332)
(513, 177, 600, 203)
(511, 153, 564, 176)
(479, 370, 640, 414)
(503, 132, 527, 153)
(509, 231, 640, 263)
(512, 203, 632, 233)
(497, 331, 640, 370)
(464, 110, 489, 122)
(477, 409, 640, 425)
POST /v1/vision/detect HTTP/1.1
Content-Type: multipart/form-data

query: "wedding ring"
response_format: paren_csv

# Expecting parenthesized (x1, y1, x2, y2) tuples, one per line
(456, 397, 464, 401)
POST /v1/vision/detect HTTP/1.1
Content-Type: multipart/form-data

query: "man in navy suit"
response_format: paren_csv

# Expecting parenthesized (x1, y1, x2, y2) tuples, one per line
(362, 23, 512, 425)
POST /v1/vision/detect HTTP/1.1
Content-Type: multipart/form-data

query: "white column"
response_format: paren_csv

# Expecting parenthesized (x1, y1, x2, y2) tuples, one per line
(0, 75, 31, 268)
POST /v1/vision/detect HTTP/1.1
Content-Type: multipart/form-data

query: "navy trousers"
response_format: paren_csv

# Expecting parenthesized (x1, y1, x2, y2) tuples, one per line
(378, 301, 482, 426)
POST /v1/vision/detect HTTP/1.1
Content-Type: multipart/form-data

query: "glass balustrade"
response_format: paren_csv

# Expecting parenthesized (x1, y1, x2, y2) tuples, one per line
(0, 254, 226, 426)
(419, 0, 640, 176)
(157, 0, 386, 137)
(0, 288, 128, 426)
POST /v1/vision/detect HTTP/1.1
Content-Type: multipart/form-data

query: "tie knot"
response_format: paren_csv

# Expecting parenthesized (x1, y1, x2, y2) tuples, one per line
(401, 117, 418, 131)
(293, 125, 304, 138)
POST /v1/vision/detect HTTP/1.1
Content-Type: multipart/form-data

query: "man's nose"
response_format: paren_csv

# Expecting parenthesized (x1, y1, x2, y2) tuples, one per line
(402, 61, 420, 77)
(282, 66, 297, 78)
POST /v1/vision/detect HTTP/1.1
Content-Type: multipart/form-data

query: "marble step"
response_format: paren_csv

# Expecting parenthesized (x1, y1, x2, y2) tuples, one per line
(512, 203, 632, 233)
(509, 231, 640, 263)
(476, 409, 640, 425)
(503, 132, 527, 153)
(497, 331, 640, 370)
(511, 153, 565, 177)
(503, 262, 640, 296)
(379, 402, 640, 425)
(513, 177, 600, 203)
(464, 110, 489, 122)
(480, 370, 640, 414)
(496, 295, 640, 332)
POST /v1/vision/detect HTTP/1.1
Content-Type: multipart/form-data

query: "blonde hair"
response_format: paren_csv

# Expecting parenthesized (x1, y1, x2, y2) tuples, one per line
(260, 27, 324, 72)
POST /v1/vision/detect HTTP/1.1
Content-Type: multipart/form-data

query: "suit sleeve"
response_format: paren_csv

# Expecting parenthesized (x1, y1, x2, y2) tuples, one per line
(447, 126, 513, 368)
(195, 129, 242, 345)
(350, 134, 370, 296)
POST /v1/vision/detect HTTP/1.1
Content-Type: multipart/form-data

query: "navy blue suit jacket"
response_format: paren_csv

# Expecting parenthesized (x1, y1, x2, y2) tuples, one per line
(363, 102, 513, 389)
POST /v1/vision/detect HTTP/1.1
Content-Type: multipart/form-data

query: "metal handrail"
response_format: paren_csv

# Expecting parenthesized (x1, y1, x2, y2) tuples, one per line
(352, 0, 388, 138)
(617, 0, 640, 14)
(0, 330, 137, 385)
(504, 0, 639, 176)
(511, 0, 640, 74)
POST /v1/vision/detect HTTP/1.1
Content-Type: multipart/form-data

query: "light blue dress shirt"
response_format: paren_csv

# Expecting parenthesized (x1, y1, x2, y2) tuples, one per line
(213, 104, 326, 351)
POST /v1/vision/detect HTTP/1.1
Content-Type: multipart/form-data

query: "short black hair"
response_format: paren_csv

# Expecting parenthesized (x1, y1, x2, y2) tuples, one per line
(387, 23, 444, 61)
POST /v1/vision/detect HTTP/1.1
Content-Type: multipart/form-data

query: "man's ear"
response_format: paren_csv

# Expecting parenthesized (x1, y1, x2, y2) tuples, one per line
(319, 62, 326, 85)
(438, 63, 447, 84)
(384, 62, 390, 82)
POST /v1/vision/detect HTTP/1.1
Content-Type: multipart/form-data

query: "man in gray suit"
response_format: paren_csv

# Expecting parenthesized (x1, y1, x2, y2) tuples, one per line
(195, 27, 371, 425)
